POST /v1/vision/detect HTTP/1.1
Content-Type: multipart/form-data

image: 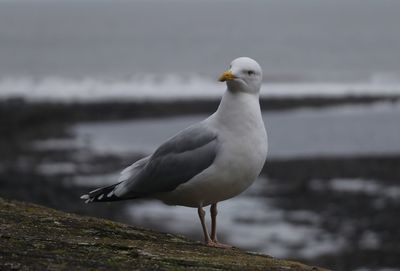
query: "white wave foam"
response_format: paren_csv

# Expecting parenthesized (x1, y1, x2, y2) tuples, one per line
(310, 178, 400, 199)
(1, 76, 400, 102)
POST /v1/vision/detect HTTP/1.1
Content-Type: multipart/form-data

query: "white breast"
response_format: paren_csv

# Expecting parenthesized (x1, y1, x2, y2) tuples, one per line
(157, 90, 268, 207)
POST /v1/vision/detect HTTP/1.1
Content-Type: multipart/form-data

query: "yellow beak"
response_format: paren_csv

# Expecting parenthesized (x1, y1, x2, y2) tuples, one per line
(218, 70, 236, 82)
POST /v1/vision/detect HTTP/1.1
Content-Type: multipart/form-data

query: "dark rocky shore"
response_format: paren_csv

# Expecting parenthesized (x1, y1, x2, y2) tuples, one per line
(0, 197, 328, 271)
(1, 97, 399, 271)
(1, 95, 399, 126)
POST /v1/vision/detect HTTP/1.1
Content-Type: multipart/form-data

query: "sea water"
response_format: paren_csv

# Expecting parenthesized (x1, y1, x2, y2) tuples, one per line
(1, 0, 400, 91)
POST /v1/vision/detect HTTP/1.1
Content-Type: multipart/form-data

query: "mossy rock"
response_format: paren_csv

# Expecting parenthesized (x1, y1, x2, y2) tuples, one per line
(0, 197, 329, 271)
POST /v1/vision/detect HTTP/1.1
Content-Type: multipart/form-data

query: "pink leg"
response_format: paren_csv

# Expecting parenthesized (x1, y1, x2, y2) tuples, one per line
(210, 203, 232, 249)
(197, 207, 212, 245)
(210, 203, 218, 241)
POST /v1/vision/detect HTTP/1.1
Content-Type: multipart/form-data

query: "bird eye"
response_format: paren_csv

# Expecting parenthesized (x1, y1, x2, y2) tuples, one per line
(247, 70, 255, 76)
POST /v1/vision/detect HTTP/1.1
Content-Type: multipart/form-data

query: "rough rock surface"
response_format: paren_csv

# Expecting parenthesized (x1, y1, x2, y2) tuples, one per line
(0, 197, 329, 271)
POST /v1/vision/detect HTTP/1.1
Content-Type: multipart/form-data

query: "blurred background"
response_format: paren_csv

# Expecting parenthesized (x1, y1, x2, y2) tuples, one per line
(1, 0, 400, 270)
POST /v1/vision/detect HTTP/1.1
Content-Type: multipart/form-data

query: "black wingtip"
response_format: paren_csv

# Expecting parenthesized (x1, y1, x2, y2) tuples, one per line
(80, 183, 123, 203)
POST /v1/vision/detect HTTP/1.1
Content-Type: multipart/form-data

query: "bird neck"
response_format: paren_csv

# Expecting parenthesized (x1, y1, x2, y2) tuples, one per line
(214, 89, 263, 130)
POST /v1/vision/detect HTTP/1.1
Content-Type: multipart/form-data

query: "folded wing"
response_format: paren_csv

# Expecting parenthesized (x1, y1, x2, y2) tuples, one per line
(82, 123, 219, 203)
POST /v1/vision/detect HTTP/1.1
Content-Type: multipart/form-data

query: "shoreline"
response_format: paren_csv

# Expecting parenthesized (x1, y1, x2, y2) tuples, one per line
(1, 95, 399, 125)
(1, 95, 400, 270)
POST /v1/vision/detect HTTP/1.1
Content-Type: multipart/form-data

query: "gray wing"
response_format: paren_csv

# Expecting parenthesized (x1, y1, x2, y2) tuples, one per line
(115, 123, 219, 198)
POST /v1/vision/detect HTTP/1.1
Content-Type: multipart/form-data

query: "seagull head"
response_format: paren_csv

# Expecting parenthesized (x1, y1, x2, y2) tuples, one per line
(219, 57, 263, 94)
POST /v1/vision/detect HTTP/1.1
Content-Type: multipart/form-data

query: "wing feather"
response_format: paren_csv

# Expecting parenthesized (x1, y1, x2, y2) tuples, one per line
(114, 123, 219, 198)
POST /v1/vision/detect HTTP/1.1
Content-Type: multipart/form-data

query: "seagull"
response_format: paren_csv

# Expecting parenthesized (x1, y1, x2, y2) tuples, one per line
(81, 57, 268, 248)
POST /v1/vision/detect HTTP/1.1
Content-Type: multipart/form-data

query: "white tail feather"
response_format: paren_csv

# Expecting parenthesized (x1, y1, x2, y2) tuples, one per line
(80, 194, 89, 200)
